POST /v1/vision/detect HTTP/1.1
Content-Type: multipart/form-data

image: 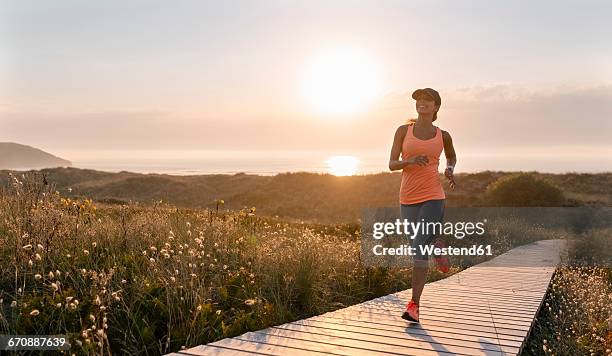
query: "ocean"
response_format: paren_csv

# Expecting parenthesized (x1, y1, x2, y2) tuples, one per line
(68, 149, 612, 176)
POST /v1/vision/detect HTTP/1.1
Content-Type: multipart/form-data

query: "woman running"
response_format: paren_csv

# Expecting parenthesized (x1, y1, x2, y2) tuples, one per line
(388, 87, 457, 322)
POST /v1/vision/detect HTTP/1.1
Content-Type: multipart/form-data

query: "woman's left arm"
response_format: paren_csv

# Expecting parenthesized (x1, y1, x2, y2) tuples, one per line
(442, 130, 457, 189)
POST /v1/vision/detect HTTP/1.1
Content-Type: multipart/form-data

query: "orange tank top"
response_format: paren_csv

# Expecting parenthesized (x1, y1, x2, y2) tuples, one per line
(399, 124, 446, 204)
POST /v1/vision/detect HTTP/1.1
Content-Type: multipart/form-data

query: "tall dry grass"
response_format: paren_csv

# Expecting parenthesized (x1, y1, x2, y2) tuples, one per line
(0, 172, 431, 355)
(524, 230, 612, 355)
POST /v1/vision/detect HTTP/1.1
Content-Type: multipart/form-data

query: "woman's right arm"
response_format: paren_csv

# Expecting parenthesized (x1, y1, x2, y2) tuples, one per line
(389, 125, 428, 171)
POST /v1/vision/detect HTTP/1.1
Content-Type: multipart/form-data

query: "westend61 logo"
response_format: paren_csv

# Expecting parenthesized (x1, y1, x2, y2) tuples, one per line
(369, 218, 490, 258)
(372, 218, 487, 240)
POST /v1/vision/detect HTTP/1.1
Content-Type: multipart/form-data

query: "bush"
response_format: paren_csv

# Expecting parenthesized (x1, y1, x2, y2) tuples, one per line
(483, 173, 565, 207)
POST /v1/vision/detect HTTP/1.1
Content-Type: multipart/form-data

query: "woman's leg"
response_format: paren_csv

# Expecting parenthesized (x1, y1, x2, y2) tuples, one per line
(410, 199, 445, 305)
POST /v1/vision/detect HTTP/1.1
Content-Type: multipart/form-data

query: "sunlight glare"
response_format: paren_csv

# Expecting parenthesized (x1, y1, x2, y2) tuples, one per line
(302, 48, 382, 116)
(326, 155, 360, 176)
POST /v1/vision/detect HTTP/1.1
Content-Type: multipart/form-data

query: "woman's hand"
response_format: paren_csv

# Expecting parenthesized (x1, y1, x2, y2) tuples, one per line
(444, 166, 456, 189)
(406, 155, 429, 167)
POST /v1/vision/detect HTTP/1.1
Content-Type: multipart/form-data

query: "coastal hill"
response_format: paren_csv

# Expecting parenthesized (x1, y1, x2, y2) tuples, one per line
(0, 167, 609, 224)
(0, 142, 72, 170)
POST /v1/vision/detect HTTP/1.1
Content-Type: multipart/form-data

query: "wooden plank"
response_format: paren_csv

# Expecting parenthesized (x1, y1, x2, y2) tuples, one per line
(331, 308, 531, 333)
(239, 328, 501, 356)
(280, 318, 521, 354)
(183, 339, 335, 356)
(177, 345, 272, 355)
(174, 239, 566, 356)
(347, 302, 535, 325)
(301, 316, 523, 349)
(324, 309, 529, 338)
(347, 298, 537, 315)
(319, 312, 525, 343)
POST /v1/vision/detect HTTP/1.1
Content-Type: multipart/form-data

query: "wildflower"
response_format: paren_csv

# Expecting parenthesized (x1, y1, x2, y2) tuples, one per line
(35, 254, 42, 261)
(34, 274, 42, 280)
(10, 301, 17, 308)
(94, 295, 101, 306)
(83, 250, 90, 256)
(48, 271, 54, 279)
(244, 299, 256, 306)
(22, 244, 32, 250)
(56, 303, 62, 308)
(216, 310, 222, 315)
(196, 305, 202, 311)
(30, 309, 40, 316)
(37, 244, 44, 250)
(121, 279, 127, 284)
(28, 259, 33, 267)
(149, 258, 155, 263)
(170, 277, 176, 282)
(55, 270, 61, 277)
(92, 242, 97, 248)
(190, 273, 197, 278)
(89, 314, 96, 322)
(51, 283, 59, 291)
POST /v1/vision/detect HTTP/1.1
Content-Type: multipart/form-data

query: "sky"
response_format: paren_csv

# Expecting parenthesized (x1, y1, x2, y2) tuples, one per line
(1, 0, 611, 172)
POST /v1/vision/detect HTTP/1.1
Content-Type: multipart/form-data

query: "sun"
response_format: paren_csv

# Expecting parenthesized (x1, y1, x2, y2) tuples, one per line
(325, 155, 360, 176)
(301, 48, 382, 116)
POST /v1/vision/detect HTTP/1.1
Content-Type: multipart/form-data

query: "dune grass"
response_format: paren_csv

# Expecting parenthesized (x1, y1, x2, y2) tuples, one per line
(524, 230, 612, 355)
(0, 172, 460, 355)
(1, 171, 609, 355)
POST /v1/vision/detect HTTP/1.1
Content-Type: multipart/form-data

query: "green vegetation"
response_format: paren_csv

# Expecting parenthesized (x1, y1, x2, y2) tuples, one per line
(0, 172, 454, 355)
(1, 168, 610, 224)
(524, 230, 612, 355)
(483, 173, 566, 207)
(0, 169, 610, 355)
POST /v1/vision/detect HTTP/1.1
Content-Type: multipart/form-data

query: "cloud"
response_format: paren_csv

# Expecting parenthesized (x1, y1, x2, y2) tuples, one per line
(377, 83, 612, 150)
(1, 84, 611, 155)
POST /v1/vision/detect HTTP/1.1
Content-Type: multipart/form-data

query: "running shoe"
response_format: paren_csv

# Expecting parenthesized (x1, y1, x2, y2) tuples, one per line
(433, 240, 450, 273)
(401, 300, 419, 322)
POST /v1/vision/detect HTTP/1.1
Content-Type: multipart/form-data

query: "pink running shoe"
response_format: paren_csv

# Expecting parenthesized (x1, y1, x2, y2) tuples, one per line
(401, 300, 419, 322)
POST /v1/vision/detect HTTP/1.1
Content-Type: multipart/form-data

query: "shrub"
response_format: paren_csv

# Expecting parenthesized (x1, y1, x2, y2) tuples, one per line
(483, 173, 565, 207)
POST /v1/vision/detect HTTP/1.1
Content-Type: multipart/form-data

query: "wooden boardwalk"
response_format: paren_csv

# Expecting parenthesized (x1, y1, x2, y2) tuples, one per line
(172, 239, 567, 356)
